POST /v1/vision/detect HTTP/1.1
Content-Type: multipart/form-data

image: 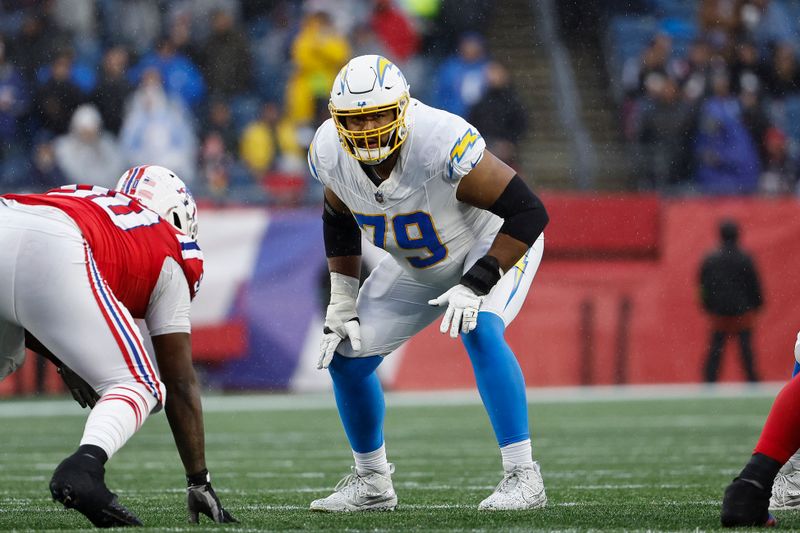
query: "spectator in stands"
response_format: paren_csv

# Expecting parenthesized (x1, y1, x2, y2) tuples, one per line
(673, 39, 713, 102)
(759, 127, 798, 194)
(52, 0, 96, 39)
(29, 131, 65, 191)
(699, 0, 739, 54)
(637, 76, 694, 190)
(468, 61, 527, 168)
(91, 46, 132, 135)
(54, 104, 125, 189)
(119, 69, 197, 184)
(202, 9, 252, 98)
(166, 10, 202, 67)
(729, 40, 763, 96)
(622, 32, 674, 98)
(99, 0, 161, 56)
(250, 1, 295, 98)
(239, 101, 302, 182)
(9, 9, 70, 83)
(305, 0, 367, 36)
(200, 131, 236, 200)
(132, 37, 206, 108)
(739, 82, 769, 161)
(762, 42, 800, 99)
(0, 36, 29, 156)
(699, 219, 763, 383)
(433, 32, 489, 118)
(692, 68, 761, 194)
(33, 50, 84, 135)
(737, 0, 796, 53)
(203, 99, 238, 154)
(285, 10, 350, 124)
(370, 0, 420, 64)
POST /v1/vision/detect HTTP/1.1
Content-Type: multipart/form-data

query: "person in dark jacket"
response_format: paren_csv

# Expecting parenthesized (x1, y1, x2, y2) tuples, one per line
(468, 61, 527, 167)
(699, 219, 763, 382)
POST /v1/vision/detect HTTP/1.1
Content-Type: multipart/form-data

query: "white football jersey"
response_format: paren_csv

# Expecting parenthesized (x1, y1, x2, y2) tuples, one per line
(309, 98, 502, 283)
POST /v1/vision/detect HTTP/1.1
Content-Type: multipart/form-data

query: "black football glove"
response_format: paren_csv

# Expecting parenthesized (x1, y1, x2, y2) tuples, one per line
(57, 365, 99, 409)
(186, 470, 237, 524)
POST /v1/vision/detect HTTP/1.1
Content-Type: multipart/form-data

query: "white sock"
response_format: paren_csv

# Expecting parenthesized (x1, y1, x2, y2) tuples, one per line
(354, 443, 390, 475)
(80, 384, 156, 459)
(501, 439, 534, 472)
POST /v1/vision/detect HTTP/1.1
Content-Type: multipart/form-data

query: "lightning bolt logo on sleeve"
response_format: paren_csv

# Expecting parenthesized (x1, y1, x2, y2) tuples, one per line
(448, 128, 483, 180)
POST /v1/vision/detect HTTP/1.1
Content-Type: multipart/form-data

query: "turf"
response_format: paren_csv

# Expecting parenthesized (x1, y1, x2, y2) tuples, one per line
(0, 388, 795, 531)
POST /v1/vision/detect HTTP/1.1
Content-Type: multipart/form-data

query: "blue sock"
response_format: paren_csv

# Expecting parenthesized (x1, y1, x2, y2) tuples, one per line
(793, 361, 800, 378)
(328, 353, 385, 453)
(461, 312, 530, 447)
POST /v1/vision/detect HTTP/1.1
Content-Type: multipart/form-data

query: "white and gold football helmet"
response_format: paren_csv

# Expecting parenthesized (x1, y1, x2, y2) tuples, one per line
(329, 55, 411, 164)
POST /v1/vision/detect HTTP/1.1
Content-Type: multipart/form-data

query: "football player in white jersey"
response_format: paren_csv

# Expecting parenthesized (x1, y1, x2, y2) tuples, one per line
(308, 55, 550, 511)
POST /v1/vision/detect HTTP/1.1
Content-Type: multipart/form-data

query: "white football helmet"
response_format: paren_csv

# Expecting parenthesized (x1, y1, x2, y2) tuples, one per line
(329, 55, 411, 164)
(115, 165, 199, 240)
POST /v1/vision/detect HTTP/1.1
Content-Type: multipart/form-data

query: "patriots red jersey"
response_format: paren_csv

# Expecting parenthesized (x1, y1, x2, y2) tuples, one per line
(2, 185, 203, 318)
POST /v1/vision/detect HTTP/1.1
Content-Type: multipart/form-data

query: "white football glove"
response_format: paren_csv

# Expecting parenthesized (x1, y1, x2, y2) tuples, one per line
(794, 331, 800, 364)
(319, 273, 362, 369)
(428, 284, 485, 339)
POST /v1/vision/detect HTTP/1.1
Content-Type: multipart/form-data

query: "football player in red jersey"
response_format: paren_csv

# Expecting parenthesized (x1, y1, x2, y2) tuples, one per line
(0, 166, 236, 527)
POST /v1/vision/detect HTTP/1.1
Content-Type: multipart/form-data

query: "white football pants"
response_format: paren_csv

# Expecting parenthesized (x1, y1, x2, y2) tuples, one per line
(0, 200, 164, 405)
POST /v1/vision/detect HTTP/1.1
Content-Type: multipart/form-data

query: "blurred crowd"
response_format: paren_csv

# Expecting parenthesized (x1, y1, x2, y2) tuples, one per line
(0, 0, 528, 205)
(618, 0, 800, 195)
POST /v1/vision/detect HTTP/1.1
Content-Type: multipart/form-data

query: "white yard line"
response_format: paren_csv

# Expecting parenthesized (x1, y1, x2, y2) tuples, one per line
(0, 382, 783, 418)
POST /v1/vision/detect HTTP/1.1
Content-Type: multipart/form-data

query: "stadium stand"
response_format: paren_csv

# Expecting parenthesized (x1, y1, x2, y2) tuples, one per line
(0, 0, 512, 204)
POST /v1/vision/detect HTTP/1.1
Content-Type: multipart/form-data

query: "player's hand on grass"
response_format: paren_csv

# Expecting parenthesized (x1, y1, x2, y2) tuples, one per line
(319, 273, 361, 369)
(57, 365, 99, 408)
(187, 470, 237, 524)
(428, 284, 484, 339)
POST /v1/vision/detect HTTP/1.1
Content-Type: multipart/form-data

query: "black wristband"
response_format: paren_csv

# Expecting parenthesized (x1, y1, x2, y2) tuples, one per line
(460, 255, 502, 296)
(187, 468, 210, 487)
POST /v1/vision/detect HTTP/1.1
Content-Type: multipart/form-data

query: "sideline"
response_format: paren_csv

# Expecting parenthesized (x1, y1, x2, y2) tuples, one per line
(0, 382, 783, 418)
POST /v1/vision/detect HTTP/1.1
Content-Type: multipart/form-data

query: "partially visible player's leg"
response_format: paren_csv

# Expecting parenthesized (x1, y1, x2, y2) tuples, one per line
(310, 354, 397, 512)
(770, 358, 800, 510)
(462, 235, 546, 511)
(12, 219, 159, 526)
(311, 257, 444, 512)
(722, 374, 800, 526)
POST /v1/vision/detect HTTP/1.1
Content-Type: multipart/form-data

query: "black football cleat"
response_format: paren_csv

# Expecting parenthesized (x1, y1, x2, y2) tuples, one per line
(50, 452, 142, 528)
(721, 477, 777, 528)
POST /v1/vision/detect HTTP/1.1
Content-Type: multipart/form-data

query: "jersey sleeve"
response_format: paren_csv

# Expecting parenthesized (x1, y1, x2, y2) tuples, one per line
(145, 257, 192, 336)
(443, 119, 486, 183)
(307, 119, 339, 186)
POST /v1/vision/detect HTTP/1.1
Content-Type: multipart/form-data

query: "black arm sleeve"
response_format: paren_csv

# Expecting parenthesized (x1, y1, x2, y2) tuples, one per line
(487, 175, 549, 247)
(322, 196, 361, 258)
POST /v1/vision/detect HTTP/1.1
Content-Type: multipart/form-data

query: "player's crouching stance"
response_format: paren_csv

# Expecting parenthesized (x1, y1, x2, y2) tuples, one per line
(309, 55, 549, 512)
(721, 330, 800, 527)
(0, 166, 235, 527)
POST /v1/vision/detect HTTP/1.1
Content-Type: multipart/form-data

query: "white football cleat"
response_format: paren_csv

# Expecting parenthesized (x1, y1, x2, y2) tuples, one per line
(478, 462, 547, 511)
(770, 466, 800, 510)
(310, 464, 397, 512)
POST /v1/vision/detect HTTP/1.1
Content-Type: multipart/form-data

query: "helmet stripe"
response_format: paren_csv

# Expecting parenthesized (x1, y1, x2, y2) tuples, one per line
(122, 166, 137, 193)
(127, 165, 149, 194)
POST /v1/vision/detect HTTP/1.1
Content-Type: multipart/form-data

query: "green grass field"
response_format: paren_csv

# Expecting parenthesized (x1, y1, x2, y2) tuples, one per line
(0, 387, 795, 532)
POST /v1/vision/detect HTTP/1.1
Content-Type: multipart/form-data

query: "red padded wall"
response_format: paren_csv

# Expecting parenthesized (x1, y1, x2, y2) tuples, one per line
(394, 196, 800, 389)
